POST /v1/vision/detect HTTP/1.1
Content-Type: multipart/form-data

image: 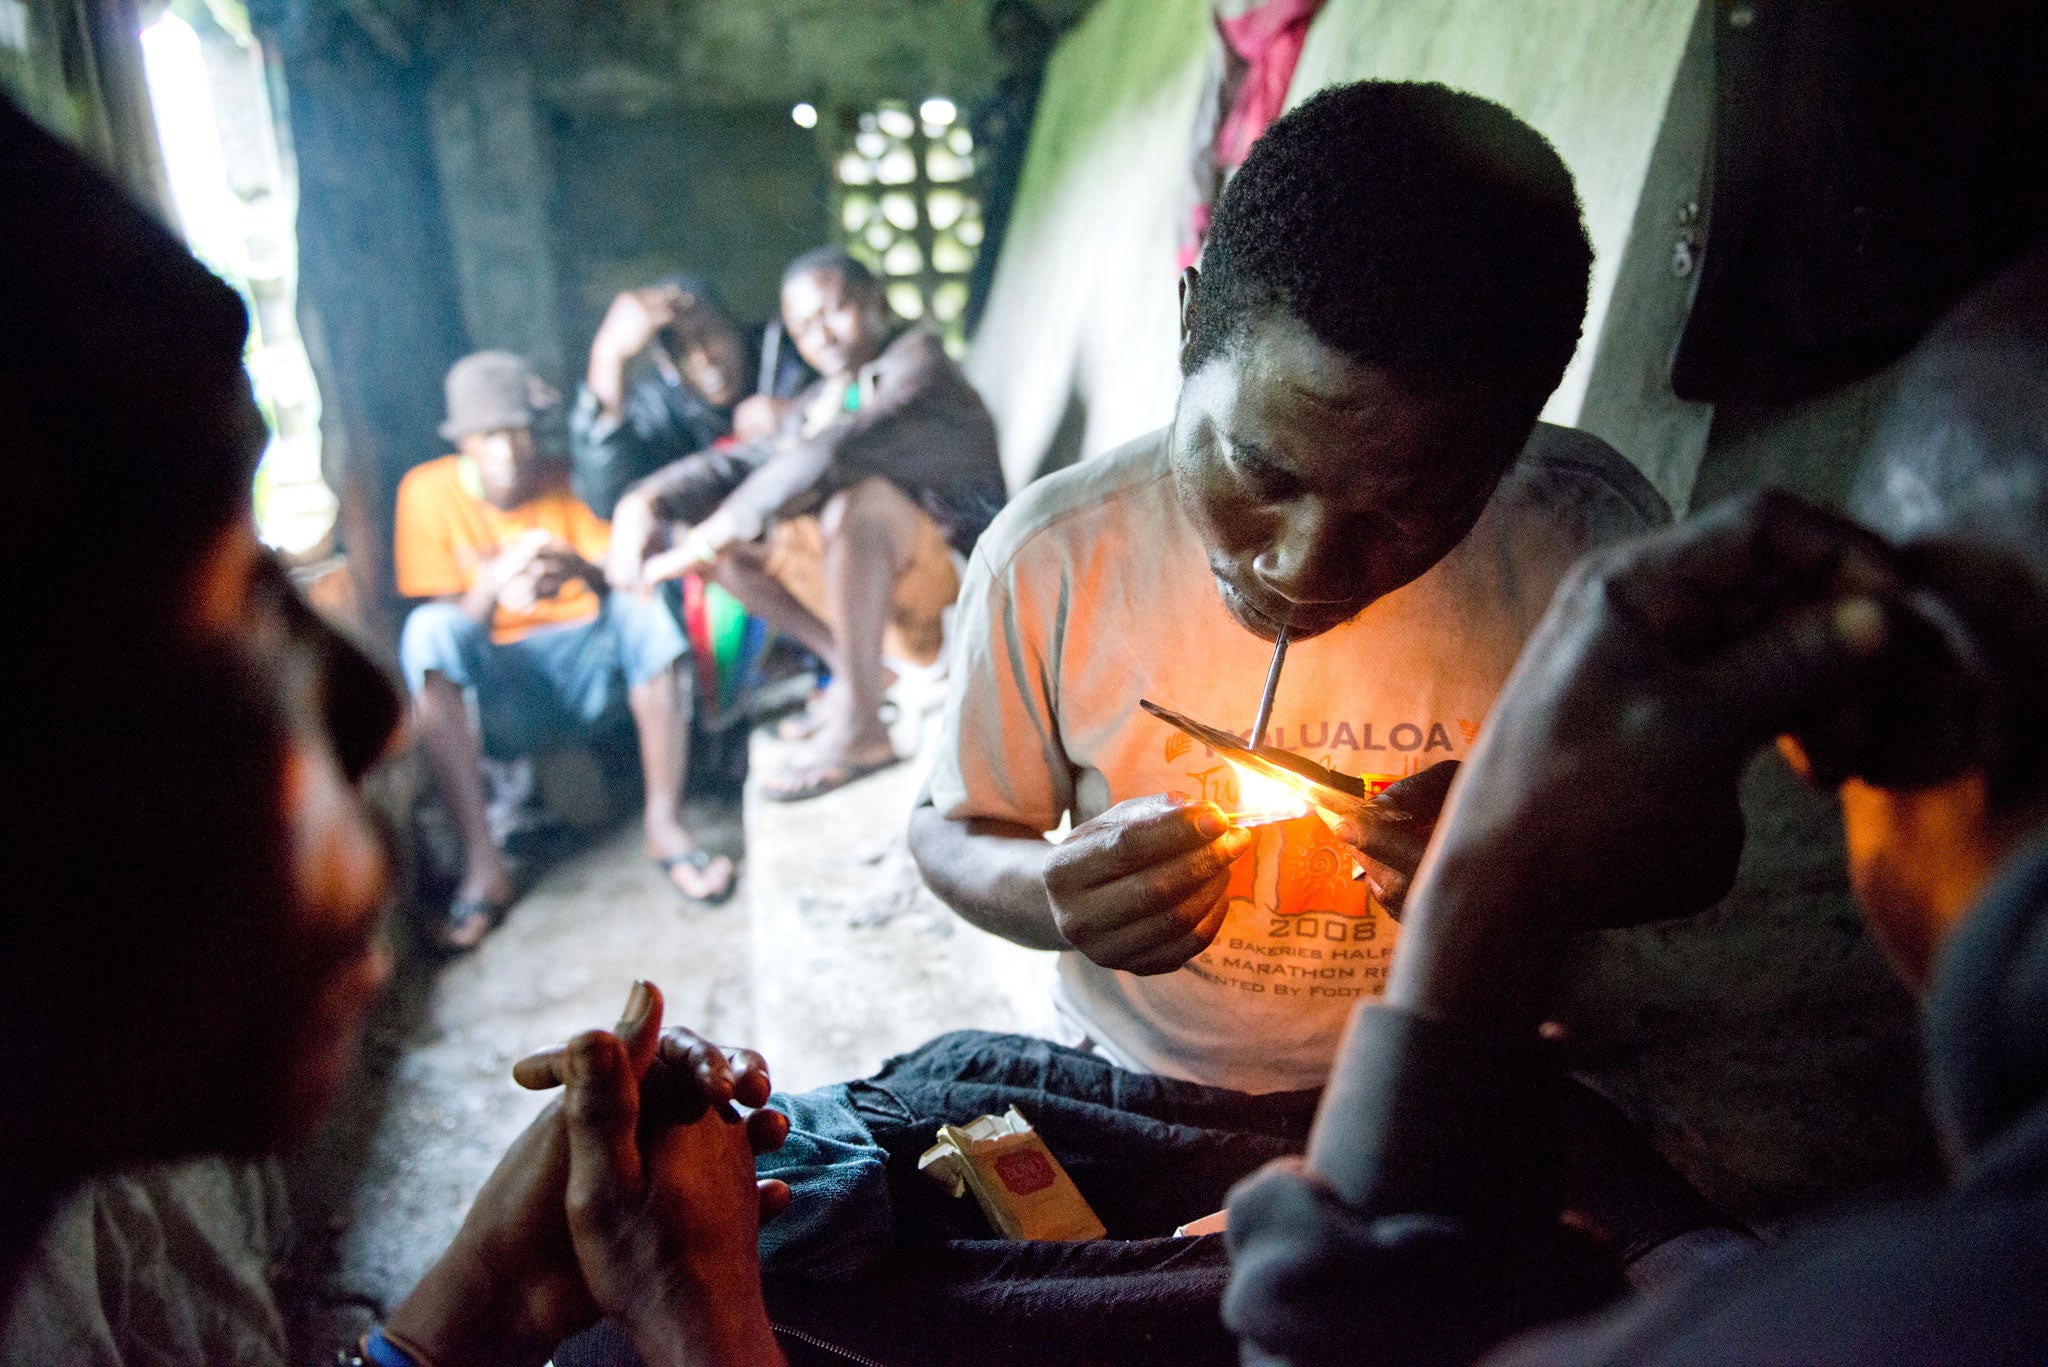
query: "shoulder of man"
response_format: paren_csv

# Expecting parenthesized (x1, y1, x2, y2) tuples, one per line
(967, 428, 1175, 583)
(879, 326, 950, 369)
(1501, 423, 1672, 535)
(395, 453, 463, 507)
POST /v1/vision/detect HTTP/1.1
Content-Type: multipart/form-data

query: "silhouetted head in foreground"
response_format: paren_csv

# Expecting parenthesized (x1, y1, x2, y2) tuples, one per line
(0, 97, 401, 1282)
(1829, 248, 2048, 988)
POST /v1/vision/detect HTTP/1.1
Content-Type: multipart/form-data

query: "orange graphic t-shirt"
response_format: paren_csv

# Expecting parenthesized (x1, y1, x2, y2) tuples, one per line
(394, 455, 612, 643)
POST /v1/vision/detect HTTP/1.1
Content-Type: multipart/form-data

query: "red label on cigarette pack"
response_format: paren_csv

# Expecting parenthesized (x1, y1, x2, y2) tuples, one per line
(993, 1149, 1055, 1195)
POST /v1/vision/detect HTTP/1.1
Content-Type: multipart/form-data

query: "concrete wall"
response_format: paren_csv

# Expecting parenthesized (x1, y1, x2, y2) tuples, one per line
(423, 0, 1017, 398)
(970, 0, 1707, 499)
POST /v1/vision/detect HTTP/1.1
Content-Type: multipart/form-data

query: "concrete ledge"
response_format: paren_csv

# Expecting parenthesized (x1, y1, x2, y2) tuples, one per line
(742, 687, 1058, 1093)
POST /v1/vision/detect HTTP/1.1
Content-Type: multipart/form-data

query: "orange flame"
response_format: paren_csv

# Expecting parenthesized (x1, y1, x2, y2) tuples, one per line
(1222, 760, 1310, 824)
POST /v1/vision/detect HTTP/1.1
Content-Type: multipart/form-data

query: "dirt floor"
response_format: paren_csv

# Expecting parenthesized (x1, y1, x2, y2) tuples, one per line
(283, 694, 1056, 1360)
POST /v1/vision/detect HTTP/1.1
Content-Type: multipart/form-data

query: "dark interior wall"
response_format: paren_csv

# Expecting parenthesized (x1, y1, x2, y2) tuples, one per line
(427, 0, 1022, 399)
(257, 4, 471, 639)
(250, 0, 1031, 632)
(548, 102, 830, 351)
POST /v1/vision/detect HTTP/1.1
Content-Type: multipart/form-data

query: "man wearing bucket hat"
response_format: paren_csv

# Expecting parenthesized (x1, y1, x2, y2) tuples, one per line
(396, 351, 736, 948)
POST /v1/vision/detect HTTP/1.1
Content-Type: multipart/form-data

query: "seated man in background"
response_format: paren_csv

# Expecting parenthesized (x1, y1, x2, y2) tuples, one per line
(910, 81, 1667, 1095)
(570, 273, 814, 518)
(1223, 250, 2048, 1364)
(0, 96, 781, 1367)
(397, 351, 733, 949)
(609, 249, 1007, 802)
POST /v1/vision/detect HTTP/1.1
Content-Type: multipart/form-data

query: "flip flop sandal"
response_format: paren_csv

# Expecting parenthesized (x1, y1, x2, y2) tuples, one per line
(658, 848, 737, 905)
(762, 752, 902, 803)
(436, 894, 510, 953)
(774, 698, 901, 742)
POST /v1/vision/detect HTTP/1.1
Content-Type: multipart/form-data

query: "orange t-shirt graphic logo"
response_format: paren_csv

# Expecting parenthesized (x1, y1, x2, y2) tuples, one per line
(1226, 813, 1373, 920)
(1221, 771, 1399, 923)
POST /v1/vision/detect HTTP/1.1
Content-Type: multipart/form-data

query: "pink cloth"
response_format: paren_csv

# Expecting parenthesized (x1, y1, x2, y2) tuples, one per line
(1179, 0, 1327, 269)
(1215, 0, 1326, 169)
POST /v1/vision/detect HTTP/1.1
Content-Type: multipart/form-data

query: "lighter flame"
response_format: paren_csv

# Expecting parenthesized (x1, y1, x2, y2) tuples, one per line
(1223, 761, 1310, 824)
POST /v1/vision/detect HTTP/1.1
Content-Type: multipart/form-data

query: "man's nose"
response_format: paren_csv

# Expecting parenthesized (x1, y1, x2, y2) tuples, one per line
(1253, 510, 1355, 605)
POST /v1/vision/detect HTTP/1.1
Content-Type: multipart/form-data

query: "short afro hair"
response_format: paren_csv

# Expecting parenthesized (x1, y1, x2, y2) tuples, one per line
(1187, 81, 1592, 421)
(784, 247, 882, 296)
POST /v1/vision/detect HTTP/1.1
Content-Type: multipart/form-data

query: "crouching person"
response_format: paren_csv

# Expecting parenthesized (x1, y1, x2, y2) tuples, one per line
(607, 250, 1007, 802)
(398, 351, 733, 949)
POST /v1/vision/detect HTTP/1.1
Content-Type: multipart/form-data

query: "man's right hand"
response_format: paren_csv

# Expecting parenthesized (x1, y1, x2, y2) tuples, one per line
(1389, 491, 1903, 1027)
(588, 286, 689, 415)
(463, 530, 554, 622)
(1043, 794, 1256, 975)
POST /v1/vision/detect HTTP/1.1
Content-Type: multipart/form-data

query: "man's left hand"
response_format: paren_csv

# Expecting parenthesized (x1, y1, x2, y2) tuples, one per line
(1318, 760, 1461, 917)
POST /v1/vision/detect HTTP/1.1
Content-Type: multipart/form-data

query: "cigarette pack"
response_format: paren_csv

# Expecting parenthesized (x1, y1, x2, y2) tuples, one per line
(917, 1107, 1106, 1242)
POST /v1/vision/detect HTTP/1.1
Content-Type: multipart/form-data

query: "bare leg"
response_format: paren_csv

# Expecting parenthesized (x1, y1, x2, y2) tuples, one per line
(765, 479, 919, 797)
(413, 671, 511, 945)
(713, 541, 838, 666)
(629, 658, 734, 900)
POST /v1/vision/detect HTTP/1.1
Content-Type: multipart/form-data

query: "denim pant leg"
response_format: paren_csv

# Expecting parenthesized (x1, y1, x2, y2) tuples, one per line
(398, 600, 495, 697)
(498, 593, 689, 740)
(401, 601, 643, 759)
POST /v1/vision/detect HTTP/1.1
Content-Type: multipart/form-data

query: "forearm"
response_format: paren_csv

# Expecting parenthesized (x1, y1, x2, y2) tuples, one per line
(629, 1262, 785, 1367)
(1383, 837, 1567, 1033)
(908, 797, 1069, 951)
(630, 447, 767, 530)
(587, 343, 630, 417)
(708, 441, 830, 543)
(384, 1245, 557, 1367)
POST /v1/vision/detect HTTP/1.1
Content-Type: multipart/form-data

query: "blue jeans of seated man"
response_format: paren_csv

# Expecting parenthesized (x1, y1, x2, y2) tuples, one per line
(398, 593, 688, 760)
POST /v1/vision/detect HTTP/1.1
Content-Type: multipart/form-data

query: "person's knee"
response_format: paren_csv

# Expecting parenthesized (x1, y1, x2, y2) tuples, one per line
(822, 477, 919, 557)
(399, 602, 485, 695)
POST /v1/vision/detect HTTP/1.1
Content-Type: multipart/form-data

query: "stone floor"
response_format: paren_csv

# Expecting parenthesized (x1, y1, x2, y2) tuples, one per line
(283, 692, 1055, 1359)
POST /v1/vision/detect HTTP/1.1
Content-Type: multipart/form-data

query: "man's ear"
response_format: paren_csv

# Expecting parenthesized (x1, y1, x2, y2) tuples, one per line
(1177, 266, 1200, 372)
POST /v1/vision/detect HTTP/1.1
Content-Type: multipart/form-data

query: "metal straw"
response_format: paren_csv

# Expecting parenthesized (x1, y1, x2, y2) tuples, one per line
(1249, 624, 1289, 748)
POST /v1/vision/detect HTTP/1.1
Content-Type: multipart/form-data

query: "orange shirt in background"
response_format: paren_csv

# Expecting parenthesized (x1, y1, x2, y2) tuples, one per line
(394, 455, 612, 643)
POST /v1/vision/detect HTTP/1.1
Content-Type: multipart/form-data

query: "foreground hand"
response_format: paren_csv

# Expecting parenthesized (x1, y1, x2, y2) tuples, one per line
(559, 1011, 788, 1366)
(1392, 492, 1901, 1023)
(383, 984, 788, 1367)
(1044, 793, 1257, 974)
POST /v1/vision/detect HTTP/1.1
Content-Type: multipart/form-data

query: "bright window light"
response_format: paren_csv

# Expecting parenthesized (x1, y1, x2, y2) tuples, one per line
(791, 102, 818, 129)
(919, 97, 957, 127)
(142, 10, 334, 556)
